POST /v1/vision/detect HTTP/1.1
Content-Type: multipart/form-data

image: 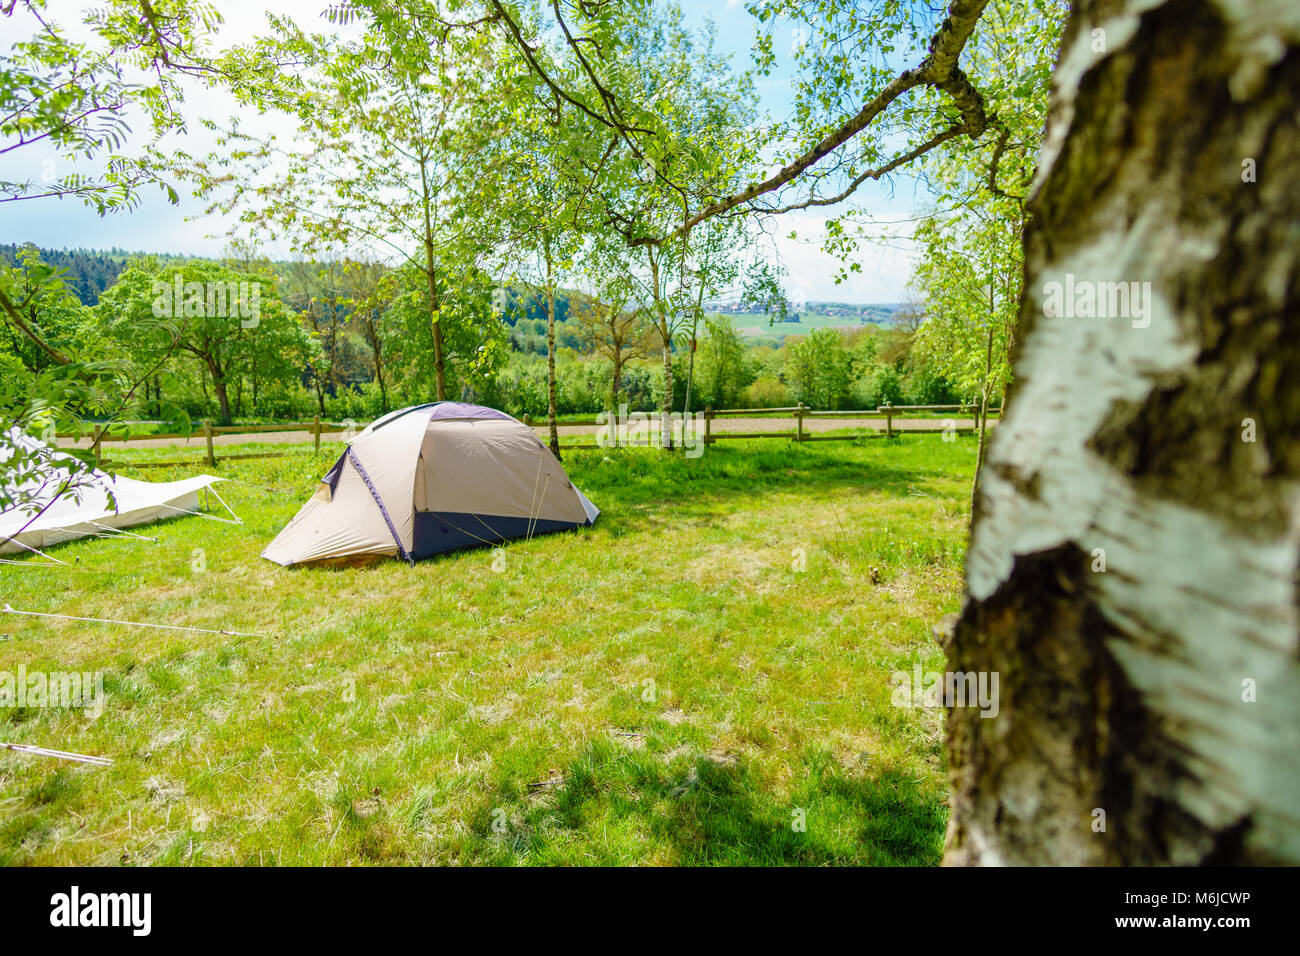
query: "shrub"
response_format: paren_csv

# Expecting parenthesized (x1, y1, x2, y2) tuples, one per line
(740, 376, 791, 408)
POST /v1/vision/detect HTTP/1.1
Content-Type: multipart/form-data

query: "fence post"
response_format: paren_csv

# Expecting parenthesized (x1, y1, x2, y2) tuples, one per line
(90, 425, 102, 467)
(796, 402, 806, 442)
(885, 402, 893, 440)
(203, 419, 216, 467)
(705, 406, 713, 446)
(313, 414, 321, 455)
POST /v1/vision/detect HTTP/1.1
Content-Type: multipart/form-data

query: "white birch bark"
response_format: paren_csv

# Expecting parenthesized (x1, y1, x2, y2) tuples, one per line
(945, 0, 1300, 865)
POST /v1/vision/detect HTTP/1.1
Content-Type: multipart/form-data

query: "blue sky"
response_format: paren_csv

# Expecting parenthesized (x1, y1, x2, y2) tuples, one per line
(4, 1, 925, 303)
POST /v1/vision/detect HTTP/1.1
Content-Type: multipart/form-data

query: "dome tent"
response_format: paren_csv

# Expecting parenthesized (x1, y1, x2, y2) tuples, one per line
(262, 402, 599, 566)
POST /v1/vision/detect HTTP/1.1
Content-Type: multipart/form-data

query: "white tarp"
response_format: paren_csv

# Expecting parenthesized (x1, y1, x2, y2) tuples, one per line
(0, 428, 223, 556)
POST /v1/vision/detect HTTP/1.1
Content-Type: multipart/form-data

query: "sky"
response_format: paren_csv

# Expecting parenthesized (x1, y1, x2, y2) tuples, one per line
(3, 1, 927, 304)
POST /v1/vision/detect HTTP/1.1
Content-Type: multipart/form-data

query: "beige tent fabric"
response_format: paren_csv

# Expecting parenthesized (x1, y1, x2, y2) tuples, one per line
(260, 461, 397, 565)
(261, 410, 428, 565)
(348, 408, 429, 552)
(414, 419, 587, 523)
(261, 405, 597, 566)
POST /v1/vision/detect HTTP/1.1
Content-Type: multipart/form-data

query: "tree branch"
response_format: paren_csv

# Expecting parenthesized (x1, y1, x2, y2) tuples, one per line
(752, 124, 970, 216)
(630, 0, 992, 244)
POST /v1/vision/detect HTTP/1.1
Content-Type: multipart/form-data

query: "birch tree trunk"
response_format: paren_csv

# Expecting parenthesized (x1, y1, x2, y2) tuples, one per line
(647, 246, 674, 450)
(425, 257, 445, 403)
(944, 0, 1300, 865)
(419, 154, 445, 403)
(545, 239, 561, 460)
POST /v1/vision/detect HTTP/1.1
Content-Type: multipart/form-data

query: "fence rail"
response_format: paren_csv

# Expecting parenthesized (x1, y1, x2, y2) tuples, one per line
(75, 404, 1000, 469)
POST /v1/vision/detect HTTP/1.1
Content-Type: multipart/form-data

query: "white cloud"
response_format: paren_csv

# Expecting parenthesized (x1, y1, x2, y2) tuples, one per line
(752, 208, 916, 304)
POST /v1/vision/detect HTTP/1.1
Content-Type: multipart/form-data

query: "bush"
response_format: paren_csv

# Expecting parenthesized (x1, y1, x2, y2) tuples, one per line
(902, 366, 958, 406)
(494, 356, 548, 418)
(326, 381, 390, 421)
(617, 365, 655, 412)
(740, 375, 791, 408)
(646, 359, 688, 412)
(785, 328, 854, 408)
(253, 381, 314, 421)
(555, 355, 608, 414)
(854, 365, 903, 408)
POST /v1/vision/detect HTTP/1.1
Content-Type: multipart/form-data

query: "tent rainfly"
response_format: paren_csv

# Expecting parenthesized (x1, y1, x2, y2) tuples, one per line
(262, 402, 599, 566)
(0, 428, 232, 564)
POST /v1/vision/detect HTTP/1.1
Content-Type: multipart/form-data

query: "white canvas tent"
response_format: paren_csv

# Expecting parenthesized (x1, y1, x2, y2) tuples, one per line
(0, 428, 233, 563)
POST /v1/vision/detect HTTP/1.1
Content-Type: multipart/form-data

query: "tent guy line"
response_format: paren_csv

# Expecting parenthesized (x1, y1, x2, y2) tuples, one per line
(1, 604, 263, 638)
(0, 520, 162, 566)
(0, 743, 113, 766)
(0, 534, 67, 566)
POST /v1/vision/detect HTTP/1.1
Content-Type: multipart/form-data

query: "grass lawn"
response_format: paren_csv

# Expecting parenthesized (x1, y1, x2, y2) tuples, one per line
(0, 434, 975, 865)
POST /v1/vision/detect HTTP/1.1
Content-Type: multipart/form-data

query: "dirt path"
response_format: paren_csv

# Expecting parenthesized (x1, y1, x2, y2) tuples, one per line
(55, 416, 992, 450)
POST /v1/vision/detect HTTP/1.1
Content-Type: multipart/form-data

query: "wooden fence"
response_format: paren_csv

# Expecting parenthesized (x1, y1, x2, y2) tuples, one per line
(526, 403, 1001, 447)
(66, 416, 353, 470)
(72, 404, 1000, 469)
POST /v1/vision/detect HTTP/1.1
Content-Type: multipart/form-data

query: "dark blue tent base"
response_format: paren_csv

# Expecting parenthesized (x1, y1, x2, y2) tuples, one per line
(411, 511, 584, 559)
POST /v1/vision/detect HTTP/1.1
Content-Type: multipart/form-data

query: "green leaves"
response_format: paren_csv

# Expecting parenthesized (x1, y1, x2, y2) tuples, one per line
(0, 0, 232, 467)
(906, 0, 1066, 402)
(2, 0, 221, 211)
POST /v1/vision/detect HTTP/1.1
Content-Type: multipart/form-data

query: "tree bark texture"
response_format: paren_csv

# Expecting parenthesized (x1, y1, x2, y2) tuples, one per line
(945, 0, 1300, 865)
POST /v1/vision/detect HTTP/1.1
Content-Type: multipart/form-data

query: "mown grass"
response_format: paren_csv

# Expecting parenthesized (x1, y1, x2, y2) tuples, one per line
(0, 434, 975, 865)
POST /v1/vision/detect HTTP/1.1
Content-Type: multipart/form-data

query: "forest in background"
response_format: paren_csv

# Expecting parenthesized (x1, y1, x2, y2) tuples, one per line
(1, 242, 948, 424)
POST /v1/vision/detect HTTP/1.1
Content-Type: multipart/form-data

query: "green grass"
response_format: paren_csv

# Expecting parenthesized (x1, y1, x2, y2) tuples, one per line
(0, 435, 975, 865)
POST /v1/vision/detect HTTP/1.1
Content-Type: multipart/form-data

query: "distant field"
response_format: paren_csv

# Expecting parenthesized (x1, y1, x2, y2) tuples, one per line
(724, 311, 895, 339)
(1, 435, 973, 865)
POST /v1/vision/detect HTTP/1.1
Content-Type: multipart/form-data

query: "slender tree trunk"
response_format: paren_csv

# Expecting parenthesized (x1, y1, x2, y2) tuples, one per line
(683, 338, 696, 414)
(367, 320, 388, 412)
(425, 257, 445, 402)
(648, 248, 673, 450)
(208, 361, 233, 426)
(659, 337, 674, 448)
(611, 355, 623, 413)
(972, 312, 995, 507)
(545, 239, 561, 460)
(419, 155, 445, 402)
(683, 268, 706, 415)
(944, 0, 1300, 865)
(328, 310, 341, 397)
